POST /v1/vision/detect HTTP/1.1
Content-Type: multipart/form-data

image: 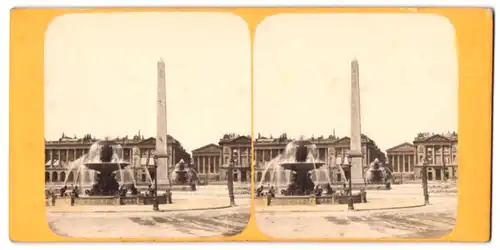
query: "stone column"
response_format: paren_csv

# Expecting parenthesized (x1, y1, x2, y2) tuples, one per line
(349, 58, 364, 188)
(395, 155, 398, 172)
(442, 146, 445, 166)
(57, 150, 61, 165)
(205, 156, 208, 173)
(50, 150, 53, 167)
(197, 156, 201, 173)
(202, 156, 205, 173)
(432, 146, 436, 165)
(402, 154, 406, 173)
(390, 155, 394, 172)
(211, 156, 215, 173)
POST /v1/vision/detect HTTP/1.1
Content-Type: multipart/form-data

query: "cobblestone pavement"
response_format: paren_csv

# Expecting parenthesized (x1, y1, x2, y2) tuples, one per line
(256, 184, 457, 239)
(47, 205, 251, 238)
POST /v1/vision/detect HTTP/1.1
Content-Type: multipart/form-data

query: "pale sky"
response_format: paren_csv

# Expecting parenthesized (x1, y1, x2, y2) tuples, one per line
(254, 14, 458, 152)
(44, 12, 251, 153)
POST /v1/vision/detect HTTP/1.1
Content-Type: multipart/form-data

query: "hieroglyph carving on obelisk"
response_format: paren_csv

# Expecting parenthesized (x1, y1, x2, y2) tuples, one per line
(156, 59, 170, 185)
(350, 58, 366, 187)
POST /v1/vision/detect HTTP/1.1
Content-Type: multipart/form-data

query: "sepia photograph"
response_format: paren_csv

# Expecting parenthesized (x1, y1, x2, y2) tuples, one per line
(253, 13, 458, 239)
(43, 12, 251, 238)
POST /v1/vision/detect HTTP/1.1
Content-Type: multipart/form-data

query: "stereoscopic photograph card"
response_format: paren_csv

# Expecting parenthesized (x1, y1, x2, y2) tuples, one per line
(9, 7, 492, 242)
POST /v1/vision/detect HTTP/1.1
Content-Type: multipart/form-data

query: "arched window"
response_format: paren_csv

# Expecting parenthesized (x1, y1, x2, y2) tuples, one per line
(257, 172, 263, 182)
(67, 171, 74, 182)
(45, 172, 50, 182)
(51, 172, 58, 182)
(264, 172, 271, 182)
(60, 172, 66, 182)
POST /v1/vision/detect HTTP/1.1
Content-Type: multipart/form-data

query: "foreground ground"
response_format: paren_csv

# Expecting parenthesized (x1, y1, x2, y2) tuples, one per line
(47, 203, 251, 238)
(46, 185, 251, 238)
(256, 183, 457, 239)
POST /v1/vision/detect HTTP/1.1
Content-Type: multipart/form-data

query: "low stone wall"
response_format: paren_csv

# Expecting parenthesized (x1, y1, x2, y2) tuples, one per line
(257, 183, 390, 195)
(363, 183, 391, 190)
(170, 185, 195, 192)
(71, 195, 170, 206)
(257, 192, 367, 206)
(234, 186, 251, 195)
(428, 184, 457, 194)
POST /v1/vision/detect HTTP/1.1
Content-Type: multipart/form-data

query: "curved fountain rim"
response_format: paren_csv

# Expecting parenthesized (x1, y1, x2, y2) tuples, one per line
(83, 161, 130, 164)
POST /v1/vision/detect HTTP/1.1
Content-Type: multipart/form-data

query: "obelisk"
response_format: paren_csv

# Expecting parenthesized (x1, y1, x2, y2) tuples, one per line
(156, 59, 170, 185)
(350, 58, 365, 188)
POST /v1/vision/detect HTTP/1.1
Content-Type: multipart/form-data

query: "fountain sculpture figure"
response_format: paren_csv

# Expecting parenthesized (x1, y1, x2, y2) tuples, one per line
(171, 159, 198, 185)
(365, 158, 392, 184)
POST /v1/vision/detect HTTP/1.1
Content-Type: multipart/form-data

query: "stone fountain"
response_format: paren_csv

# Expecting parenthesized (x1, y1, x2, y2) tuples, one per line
(170, 159, 198, 191)
(61, 140, 170, 206)
(279, 140, 326, 196)
(256, 138, 367, 206)
(84, 140, 130, 196)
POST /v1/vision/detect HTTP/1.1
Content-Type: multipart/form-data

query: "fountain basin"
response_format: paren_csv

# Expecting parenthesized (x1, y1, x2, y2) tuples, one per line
(85, 162, 129, 172)
(280, 162, 324, 172)
(256, 192, 367, 206)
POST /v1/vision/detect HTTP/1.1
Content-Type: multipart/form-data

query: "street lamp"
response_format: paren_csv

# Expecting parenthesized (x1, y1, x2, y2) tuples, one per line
(227, 148, 237, 206)
(422, 157, 430, 205)
(346, 153, 355, 211)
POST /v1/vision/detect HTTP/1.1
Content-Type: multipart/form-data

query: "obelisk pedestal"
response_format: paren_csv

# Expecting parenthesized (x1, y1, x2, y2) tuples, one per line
(350, 58, 366, 189)
(156, 59, 170, 186)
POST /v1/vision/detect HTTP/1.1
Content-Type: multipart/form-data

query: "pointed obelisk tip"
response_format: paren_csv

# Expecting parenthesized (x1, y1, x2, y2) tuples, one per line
(158, 57, 164, 64)
(352, 57, 358, 63)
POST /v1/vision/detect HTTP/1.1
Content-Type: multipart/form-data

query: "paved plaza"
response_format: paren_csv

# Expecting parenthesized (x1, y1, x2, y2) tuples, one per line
(255, 183, 457, 239)
(48, 204, 251, 238)
(46, 185, 251, 238)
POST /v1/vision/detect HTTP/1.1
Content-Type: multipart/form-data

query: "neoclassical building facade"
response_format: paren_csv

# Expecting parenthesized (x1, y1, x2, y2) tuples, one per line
(190, 134, 252, 184)
(218, 134, 252, 183)
(191, 143, 222, 183)
(386, 131, 458, 182)
(386, 142, 417, 181)
(45, 133, 190, 189)
(413, 132, 458, 181)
